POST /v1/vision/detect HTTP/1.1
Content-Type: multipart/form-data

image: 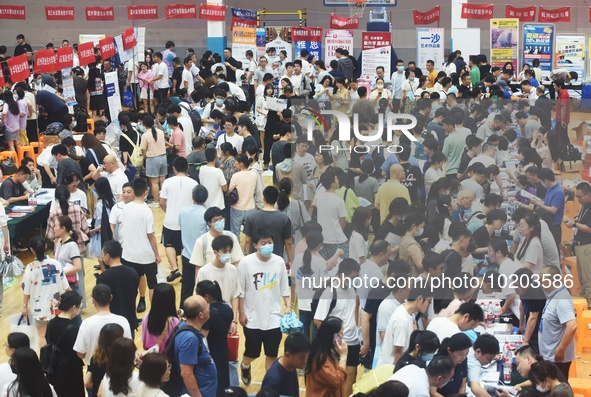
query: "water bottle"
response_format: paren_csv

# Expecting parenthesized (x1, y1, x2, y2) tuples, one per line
(494, 303, 501, 323)
(503, 340, 513, 381)
(487, 301, 494, 324)
(28, 193, 34, 207)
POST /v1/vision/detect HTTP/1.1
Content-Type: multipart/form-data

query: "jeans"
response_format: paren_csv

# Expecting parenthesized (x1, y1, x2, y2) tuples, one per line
(230, 208, 254, 241)
(229, 361, 239, 387)
(299, 309, 318, 340)
(73, 257, 87, 309)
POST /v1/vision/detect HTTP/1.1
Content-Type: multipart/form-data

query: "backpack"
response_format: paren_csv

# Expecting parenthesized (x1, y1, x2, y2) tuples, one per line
(179, 103, 203, 133)
(188, 160, 208, 183)
(44, 122, 64, 136)
(40, 324, 75, 375)
(310, 287, 338, 319)
(559, 144, 581, 162)
(162, 325, 204, 397)
(120, 132, 144, 168)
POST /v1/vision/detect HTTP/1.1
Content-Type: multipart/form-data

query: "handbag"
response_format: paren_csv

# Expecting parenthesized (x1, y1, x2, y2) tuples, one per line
(227, 334, 239, 362)
(122, 87, 135, 108)
(226, 188, 239, 206)
(0, 158, 17, 175)
(0, 255, 24, 278)
(9, 314, 38, 351)
(125, 163, 137, 181)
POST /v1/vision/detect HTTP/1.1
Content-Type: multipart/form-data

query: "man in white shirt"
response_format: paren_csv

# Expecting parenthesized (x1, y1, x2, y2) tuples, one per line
(170, 104, 194, 155)
(358, 240, 391, 309)
(91, 154, 128, 201)
(245, 49, 257, 108)
(73, 284, 132, 365)
(468, 142, 497, 168)
(466, 334, 501, 397)
(391, 59, 406, 112)
(253, 56, 272, 94)
(109, 182, 134, 243)
(315, 169, 349, 260)
(426, 302, 484, 342)
(199, 147, 227, 209)
(389, 356, 455, 397)
(181, 56, 194, 96)
(280, 62, 297, 96)
(160, 157, 198, 283)
(150, 51, 169, 105)
(36, 144, 58, 186)
(216, 115, 244, 154)
(255, 73, 275, 99)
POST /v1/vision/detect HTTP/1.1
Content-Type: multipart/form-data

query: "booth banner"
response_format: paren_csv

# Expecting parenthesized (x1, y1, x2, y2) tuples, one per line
(293, 28, 323, 61)
(361, 32, 391, 81)
(7, 55, 30, 82)
(461, 3, 493, 20)
(136, 27, 146, 62)
(294, 42, 322, 62)
(127, 5, 158, 20)
(122, 28, 137, 51)
(555, 35, 585, 82)
(266, 38, 293, 64)
(45, 6, 75, 21)
(538, 7, 570, 22)
(165, 4, 197, 19)
(86, 6, 114, 21)
(324, 30, 354, 71)
(114, 34, 134, 64)
(522, 24, 554, 77)
(413, 6, 441, 25)
(416, 28, 445, 71)
(232, 27, 257, 67)
(34, 49, 57, 74)
(56, 47, 74, 70)
(505, 6, 535, 22)
(78, 42, 96, 66)
(199, 4, 226, 21)
(330, 14, 359, 29)
(99, 37, 116, 59)
(231, 7, 257, 29)
(61, 68, 77, 107)
(256, 28, 267, 58)
(490, 19, 519, 69)
(0, 5, 25, 20)
(105, 71, 122, 123)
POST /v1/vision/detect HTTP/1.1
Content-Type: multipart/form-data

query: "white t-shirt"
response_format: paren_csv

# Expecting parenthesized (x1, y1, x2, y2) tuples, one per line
(73, 313, 132, 365)
(154, 62, 169, 90)
(190, 231, 243, 267)
(425, 168, 444, 197)
(314, 286, 358, 345)
(36, 145, 58, 168)
(238, 253, 290, 330)
(389, 365, 430, 397)
(101, 372, 141, 397)
(197, 262, 242, 303)
(175, 115, 194, 155)
(49, 189, 88, 213)
(120, 202, 156, 264)
(294, 153, 316, 179)
(376, 295, 403, 347)
(22, 258, 69, 321)
(101, 169, 128, 198)
(216, 132, 244, 153)
(498, 257, 523, 316)
(316, 190, 347, 244)
(109, 201, 126, 242)
(358, 260, 383, 310)
(2, 382, 57, 397)
(468, 154, 496, 168)
(378, 304, 414, 367)
(349, 231, 368, 264)
(160, 176, 198, 230)
(0, 364, 15, 395)
(181, 68, 194, 95)
(248, 60, 257, 85)
(426, 317, 462, 342)
(291, 253, 327, 311)
(199, 166, 226, 209)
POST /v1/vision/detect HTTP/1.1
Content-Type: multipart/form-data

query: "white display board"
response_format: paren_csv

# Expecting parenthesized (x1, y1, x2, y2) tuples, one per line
(417, 28, 445, 70)
(451, 28, 481, 58)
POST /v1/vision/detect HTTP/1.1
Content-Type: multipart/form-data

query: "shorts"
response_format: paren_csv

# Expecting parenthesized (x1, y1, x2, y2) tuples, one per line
(145, 154, 167, 178)
(5, 129, 18, 141)
(122, 259, 158, 289)
(346, 343, 361, 367)
(140, 88, 151, 100)
(243, 327, 282, 359)
(89, 94, 106, 111)
(155, 88, 169, 101)
(162, 226, 182, 255)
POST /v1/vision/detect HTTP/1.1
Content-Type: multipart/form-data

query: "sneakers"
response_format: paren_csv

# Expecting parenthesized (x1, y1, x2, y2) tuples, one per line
(241, 363, 251, 386)
(166, 269, 182, 283)
(137, 298, 146, 313)
(148, 202, 160, 208)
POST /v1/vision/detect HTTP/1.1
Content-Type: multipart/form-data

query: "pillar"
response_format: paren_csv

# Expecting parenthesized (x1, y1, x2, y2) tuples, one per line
(450, 0, 468, 51)
(207, 0, 227, 56)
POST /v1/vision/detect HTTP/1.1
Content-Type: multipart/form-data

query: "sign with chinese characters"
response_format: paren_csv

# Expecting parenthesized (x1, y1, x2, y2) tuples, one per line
(555, 34, 585, 83)
(330, 14, 359, 29)
(461, 3, 493, 20)
(538, 6, 570, 23)
(505, 5, 535, 22)
(86, 6, 114, 21)
(99, 37, 116, 59)
(490, 19, 519, 69)
(0, 5, 25, 20)
(361, 32, 391, 81)
(231, 7, 257, 29)
(105, 71, 122, 124)
(522, 24, 554, 77)
(122, 28, 137, 51)
(199, 4, 226, 21)
(127, 5, 158, 20)
(165, 4, 197, 19)
(56, 47, 74, 70)
(77, 41, 96, 66)
(34, 49, 57, 74)
(7, 55, 30, 82)
(61, 68, 77, 107)
(324, 30, 354, 71)
(413, 6, 440, 25)
(293, 28, 323, 61)
(45, 6, 74, 21)
(417, 28, 445, 71)
(232, 27, 257, 67)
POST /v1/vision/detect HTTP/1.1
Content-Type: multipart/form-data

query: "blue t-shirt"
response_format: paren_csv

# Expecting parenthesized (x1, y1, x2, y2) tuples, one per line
(529, 77, 539, 88)
(261, 359, 300, 397)
(544, 183, 565, 226)
(178, 205, 208, 259)
(174, 322, 218, 396)
(380, 153, 420, 174)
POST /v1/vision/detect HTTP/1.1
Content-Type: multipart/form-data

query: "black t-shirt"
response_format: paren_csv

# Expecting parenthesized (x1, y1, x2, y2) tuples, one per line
(464, 116, 478, 135)
(14, 43, 32, 57)
(401, 162, 423, 204)
(172, 67, 184, 92)
(199, 68, 213, 80)
(261, 359, 299, 397)
(521, 285, 546, 346)
(375, 220, 402, 241)
(438, 359, 468, 396)
(225, 57, 241, 82)
(88, 357, 107, 394)
(96, 265, 140, 331)
(479, 64, 492, 78)
(363, 284, 391, 351)
(441, 249, 463, 278)
(243, 210, 291, 257)
(46, 316, 81, 364)
(119, 128, 139, 157)
(202, 301, 233, 395)
(394, 352, 425, 373)
(0, 178, 25, 201)
(472, 225, 491, 259)
(458, 151, 473, 176)
(574, 203, 591, 245)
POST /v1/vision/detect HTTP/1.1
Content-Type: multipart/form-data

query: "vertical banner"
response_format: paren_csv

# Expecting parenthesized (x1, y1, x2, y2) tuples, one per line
(34, 49, 57, 74)
(232, 27, 257, 67)
(7, 55, 30, 82)
(555, 35, 585, 83)
(256, 28, 267, 58)
(523, 24, 554, 77)
(360, 32, 391, 81)
(490, 19, 520, 69)
(105, 71, 122, 123)
(416, 28, 445, 71)
(77, 41, 97, 66)
(61, 68, 77, 106)
(56, 47, 74, 70)
(292, 28, 323, 61)
(122, 28, 137, 51)
(136, 27, 146, 62)
(324, 30, 354, 71)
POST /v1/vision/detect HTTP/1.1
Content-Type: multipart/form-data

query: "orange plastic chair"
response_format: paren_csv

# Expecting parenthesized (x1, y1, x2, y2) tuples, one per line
(562, 257, 580, 297)
(17, 145, 35, 165)
(570, 378, 591, 397)
(0, 151, 18, 167)
(87, 119, 95, 134)
(575, 310, 591, 355)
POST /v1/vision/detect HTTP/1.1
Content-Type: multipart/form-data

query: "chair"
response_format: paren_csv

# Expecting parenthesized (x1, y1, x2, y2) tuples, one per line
(0, 151, 18, 167)
(87, 119, 95, 134)
(575, 310, 591, 355)
(561, 256, 580, 297)
(569, 378, 591, 397)
(17, 145, 35, 165)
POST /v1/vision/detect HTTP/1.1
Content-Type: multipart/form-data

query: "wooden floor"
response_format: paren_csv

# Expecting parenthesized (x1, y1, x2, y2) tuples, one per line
(2, 113, 591, 394)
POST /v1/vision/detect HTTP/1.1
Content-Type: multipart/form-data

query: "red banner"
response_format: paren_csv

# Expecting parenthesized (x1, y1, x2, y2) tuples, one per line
(165, 4, 197, 19)
(589, 7, 591, 22)
(461, 3, 493, 19)
(413, 6, 440, 25)
(0, 75, 4, 88)
(78, 42, 96, 66)
(329, 14, 359, 29)
(538, 6, 570, 22)
(34, 49, 57, 74)
(0, 5, 25, 20)
(505, 5, 535, 21)
(45, 6, 74, 21)
(127, 5, 158, 20)
(99, 37, 116, 59)
(122, 28, 137, 51)
(232, 17, 256, 29)
(86, 6, 114, 21)
(362, 32, 391, 51)
(291, 27, 323, 42)
(56, 47, 74, 70)
(7, 55, 30, 82)
(198, 4, 226, 21)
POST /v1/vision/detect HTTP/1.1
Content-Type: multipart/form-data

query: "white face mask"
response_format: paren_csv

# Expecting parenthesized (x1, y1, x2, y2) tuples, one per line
(377, 84, 384, 89)
(536, 384, 549, 393)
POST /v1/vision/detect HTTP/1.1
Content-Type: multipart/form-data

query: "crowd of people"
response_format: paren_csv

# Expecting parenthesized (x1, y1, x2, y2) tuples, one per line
(0, 34, 586, 397)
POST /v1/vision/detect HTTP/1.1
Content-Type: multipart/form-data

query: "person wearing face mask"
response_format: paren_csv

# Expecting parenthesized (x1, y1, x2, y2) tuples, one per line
(390, 59, 406, 112)
(394, 330, 440, 373)
(400, 70, 420, 114)
(369, 77, 392, 108)
(525, 360, 574, 397)
(398, 212, 426, 276)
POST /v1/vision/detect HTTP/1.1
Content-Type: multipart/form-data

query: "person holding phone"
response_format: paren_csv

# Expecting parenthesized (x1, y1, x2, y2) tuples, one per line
(369, 77, 393, 107)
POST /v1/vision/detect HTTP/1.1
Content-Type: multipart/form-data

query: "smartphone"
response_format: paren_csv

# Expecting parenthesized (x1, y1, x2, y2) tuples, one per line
(333, 333, 342, 346)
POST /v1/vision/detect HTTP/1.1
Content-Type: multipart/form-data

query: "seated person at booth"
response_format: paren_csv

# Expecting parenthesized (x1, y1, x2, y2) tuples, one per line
(0, 166, 31, 204)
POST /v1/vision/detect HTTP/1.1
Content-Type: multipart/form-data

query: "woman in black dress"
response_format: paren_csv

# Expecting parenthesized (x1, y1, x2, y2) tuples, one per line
(196, 280, 233, 397)
(45, 291, 84, 397)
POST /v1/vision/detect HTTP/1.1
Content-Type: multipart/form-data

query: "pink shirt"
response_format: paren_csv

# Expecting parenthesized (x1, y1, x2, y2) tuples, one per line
(170, 127, 186, 158)
(229, 170, 257, 211)
(141, 313, 180, 352)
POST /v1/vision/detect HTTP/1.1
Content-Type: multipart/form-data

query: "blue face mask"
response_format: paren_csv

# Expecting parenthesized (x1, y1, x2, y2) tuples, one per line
(72, 121, 77, 129)
(259, 244, 274, 257)
(219, 253, 232, 264)
(12, 94, 18, 101)
(416, 227, 424, 237)
(216, 98, 224, 106)
(421, 353, 434, 362)
(213, 219, 225, 232)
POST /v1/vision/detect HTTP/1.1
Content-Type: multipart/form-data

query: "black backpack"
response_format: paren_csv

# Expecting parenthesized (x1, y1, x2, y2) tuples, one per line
(188, 160, 208, 183)
(310, 287, 338, 319)
(162, 325, 204, 397)
(40, 324, 75, 375)
(44, 122, 64, 136)
(179, 103, 203, 133)
(560, 144, 581, 162)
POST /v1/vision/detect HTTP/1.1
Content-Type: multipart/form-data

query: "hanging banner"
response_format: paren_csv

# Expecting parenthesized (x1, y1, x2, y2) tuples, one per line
(105, 71, 122, 122)
(413, 6, 441, 25)
(99, 37, 116, 59)
(417, 28, 445, 71)
(232, 27, 257, 67)
(324, 29, 354, 71)
(461, 3, 493, 20)
(86, 6, 114, 21)
(490, 19, 519, 69)
(256, 28, 267, 58)
(555, 35, 585, 83)
(266, 38, 293, 64)
(56, 47, 74, 70)
(165, 4, 197, 19)
(538, 7, 570, 23)
(78, 41, 96, 66)
(0, 75, 4, 88)
(34, 49, 57, 74)
(122, 28, 137, 51)
(7, 55, 30, 82)
(231, 8, 257, 29)
(61, 68, 77, 107)
(505, 5, 535, 22)
(0, 5, 25, 20)
(522, 24, 554, 77)
(114, 35, 134, 64)
(361, 32, 391, 81)
(45, 6, 74, 21)
(292, 27, 323, 61)
(199, 4, 226, 21)
(136, 27, 146, 62)
(127, 5, 158, 20)
(330, 14, 359, 29)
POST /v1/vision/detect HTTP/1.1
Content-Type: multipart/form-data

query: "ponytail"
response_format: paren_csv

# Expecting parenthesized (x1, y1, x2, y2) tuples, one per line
(277, 178, 292, 212)
(302, 230, 323, 275)
(55, 185, 71, 215)
(142, 114, 158, 142)
(151, 126, 158, 142)
(29, 235, 46, 261)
